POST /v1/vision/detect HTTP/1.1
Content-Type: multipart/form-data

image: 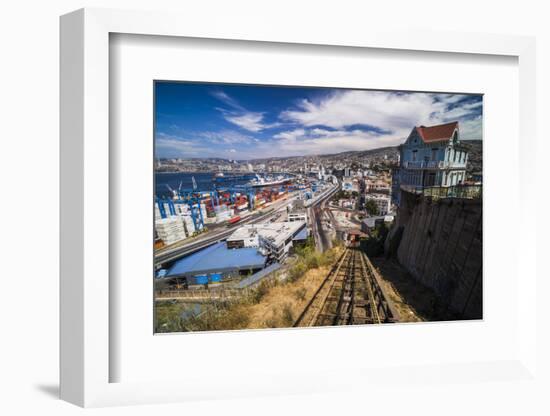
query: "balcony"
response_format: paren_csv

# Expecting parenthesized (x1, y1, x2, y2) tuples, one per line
(403, 160, 466, 169)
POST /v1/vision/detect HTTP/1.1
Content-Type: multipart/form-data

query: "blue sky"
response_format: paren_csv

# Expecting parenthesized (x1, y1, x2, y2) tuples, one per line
(155, 82, 482, 160)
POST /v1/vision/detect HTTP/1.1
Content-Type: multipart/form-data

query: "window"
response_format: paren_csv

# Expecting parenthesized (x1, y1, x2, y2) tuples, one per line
(431, 148, 438, 161)
(412, 150, 417, 161)
(452, 131, 458, 143)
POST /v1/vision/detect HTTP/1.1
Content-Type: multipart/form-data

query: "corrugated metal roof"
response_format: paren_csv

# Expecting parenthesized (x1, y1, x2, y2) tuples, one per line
(166, 242, 266, 278)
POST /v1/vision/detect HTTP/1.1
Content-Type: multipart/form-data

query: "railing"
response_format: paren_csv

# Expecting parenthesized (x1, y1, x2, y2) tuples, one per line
(403, 161, 467, 169)
(421, 185, 482, 200)
(155, 288, 243, 301)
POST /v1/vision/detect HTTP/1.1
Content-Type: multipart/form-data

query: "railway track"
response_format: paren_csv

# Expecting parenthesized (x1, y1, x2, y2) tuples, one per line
(294, 248, 398, 327)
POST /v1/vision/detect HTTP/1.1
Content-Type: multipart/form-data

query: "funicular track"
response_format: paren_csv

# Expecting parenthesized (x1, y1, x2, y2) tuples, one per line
(294, 248, 398, 327)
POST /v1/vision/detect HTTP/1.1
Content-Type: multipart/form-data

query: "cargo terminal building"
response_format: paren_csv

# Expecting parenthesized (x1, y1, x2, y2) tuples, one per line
(227, 221, 308, 263)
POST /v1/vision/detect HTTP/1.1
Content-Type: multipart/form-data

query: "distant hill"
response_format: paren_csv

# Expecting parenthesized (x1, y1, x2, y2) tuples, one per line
(158, 140, 481, 173)
(462, 140, 483, 173)
(319, 146, 400, 160)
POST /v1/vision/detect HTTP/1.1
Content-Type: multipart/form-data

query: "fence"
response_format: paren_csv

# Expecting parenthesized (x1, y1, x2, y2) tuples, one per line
(155, 288, 244, 302)
(402, 184, 482, 200)
(422, 185, 482, 200)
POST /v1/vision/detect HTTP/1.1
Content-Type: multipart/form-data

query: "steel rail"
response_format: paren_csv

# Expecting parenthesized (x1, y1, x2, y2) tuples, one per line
(293, 249, 350, 327)
(294, 248, 398, 327)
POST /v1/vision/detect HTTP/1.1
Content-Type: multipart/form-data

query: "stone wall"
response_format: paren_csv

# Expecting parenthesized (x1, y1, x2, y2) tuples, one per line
(391, 190, 482, 319)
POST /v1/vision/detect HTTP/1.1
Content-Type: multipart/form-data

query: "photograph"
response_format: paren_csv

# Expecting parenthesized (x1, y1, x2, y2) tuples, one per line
(153, 82, 483, 333)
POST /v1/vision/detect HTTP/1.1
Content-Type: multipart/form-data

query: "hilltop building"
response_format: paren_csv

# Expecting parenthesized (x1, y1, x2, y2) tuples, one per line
(393, 121, 469, 204)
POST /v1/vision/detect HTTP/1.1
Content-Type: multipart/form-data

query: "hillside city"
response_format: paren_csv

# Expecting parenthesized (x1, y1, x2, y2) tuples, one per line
(154, 121, 483, 332)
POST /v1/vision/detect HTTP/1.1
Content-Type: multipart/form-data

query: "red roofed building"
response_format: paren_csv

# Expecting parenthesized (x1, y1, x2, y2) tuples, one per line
(392, 121, 469, 203)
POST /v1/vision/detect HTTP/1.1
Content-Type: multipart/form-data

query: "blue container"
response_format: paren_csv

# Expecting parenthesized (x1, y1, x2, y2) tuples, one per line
(209, 273, 222, 283)
(194, 275, 208, 285)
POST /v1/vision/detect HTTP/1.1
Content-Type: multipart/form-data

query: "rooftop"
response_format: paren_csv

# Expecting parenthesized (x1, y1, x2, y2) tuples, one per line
(257, 221, 306, 246)
(415, 121, 459, 143)
(165, 242, 266, 278)
(228, 222, 305, 245)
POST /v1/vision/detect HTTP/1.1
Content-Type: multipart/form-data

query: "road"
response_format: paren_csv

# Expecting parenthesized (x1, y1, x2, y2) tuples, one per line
(308, 184, 339, 252)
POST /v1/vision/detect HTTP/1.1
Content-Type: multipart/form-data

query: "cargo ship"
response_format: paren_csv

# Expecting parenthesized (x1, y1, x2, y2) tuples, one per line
(247, 174, 291, 187)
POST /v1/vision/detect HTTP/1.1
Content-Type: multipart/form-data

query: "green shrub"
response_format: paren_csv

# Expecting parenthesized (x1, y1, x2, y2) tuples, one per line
(288, 261, 307, 282)
(281, 303, 294, 326)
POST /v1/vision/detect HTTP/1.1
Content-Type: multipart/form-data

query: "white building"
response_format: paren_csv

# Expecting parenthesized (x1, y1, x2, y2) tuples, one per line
(365, 193, 391, 216)
(366, 178, 391, 194)
(288, 211, 307, 222)
(287, 201, 308, 222)
(227, 225, 261, 248)
(226, 221, 306, 262)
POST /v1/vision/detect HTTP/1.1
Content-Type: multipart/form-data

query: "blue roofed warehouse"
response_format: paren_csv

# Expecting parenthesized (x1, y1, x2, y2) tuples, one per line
(165, 242, 266, 282)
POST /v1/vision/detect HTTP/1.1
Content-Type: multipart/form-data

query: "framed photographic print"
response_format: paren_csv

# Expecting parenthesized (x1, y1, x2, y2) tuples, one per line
(60, 8, 538, 408)
(152, 81, 483, 333)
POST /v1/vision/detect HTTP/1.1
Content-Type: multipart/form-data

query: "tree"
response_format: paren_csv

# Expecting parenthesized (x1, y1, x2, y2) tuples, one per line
(365, 199, 379, 216)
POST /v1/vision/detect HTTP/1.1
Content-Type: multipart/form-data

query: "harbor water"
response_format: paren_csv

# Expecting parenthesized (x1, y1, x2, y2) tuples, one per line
(155, 172, 256, 198)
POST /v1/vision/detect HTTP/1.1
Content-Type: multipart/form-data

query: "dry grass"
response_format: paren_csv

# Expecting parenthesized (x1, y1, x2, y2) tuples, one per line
(161, 245, 344, 332)
(245, 263, 336, 329)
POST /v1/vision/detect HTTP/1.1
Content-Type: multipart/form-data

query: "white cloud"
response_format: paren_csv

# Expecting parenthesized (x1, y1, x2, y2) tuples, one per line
(459, 115, 483, 141)
(270, 127, 401, 157)
(281, 91, 440, 132)
(224, 112, 268, 132)
(212, 90, 281, 132)
(273, 128, 306, 142)
(200, 130, 255, 144)
(269, 91, 482, 156)
(155, 136, 203, 156)
(280, 90, 482, 141)
(210, 90, 245, 111)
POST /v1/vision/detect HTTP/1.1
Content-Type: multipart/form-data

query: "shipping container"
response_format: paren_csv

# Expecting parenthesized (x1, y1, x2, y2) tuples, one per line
(209, 273, 222, 283)
(189, 274, 208, 285)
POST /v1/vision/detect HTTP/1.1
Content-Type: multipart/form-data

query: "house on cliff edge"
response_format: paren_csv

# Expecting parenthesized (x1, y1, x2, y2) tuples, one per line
(391, 121, 469, 204)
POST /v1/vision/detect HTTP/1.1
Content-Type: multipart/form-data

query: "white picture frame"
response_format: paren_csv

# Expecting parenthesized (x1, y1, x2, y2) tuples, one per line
(60, 8, 538, 408)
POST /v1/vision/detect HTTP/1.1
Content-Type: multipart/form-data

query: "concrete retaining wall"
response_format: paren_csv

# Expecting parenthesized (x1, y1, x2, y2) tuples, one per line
(393, 190, 482, 319)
